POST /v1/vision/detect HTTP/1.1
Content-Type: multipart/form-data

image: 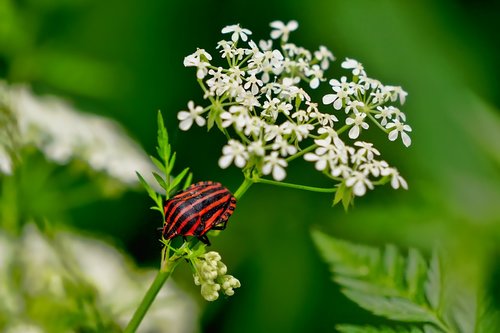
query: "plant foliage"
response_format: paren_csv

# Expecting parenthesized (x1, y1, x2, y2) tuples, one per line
(311, 230, 500, 333)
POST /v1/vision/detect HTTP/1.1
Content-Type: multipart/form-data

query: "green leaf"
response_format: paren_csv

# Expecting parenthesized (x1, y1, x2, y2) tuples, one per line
(424, 250, 441, 311)
(136, 172, 158, 202)
(156, 110, 170, 163)
(405, 248, 427, 301)
(341, 290, 435, 322)
(152, 172, 168, 192)
(336, 324, 425, 333)
(167, 152, 177, 174)
(183, 172, 193, 190)
(169, 167, 190, 195)
(311, 230, 451, 330)
(150, 156, 164, 174)
(476, 297, 500, 333)
(342, 186, 354, 211)
(333, 182, 345, 206)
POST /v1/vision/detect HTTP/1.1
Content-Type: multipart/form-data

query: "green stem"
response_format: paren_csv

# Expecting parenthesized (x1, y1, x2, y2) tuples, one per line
(123, 262, 178, 333)
(286, 144, 317, 163)
(255, 178, 337, 193)
(233, 178, 254, 200)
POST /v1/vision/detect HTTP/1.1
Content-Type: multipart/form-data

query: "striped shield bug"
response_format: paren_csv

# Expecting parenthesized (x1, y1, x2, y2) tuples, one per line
(162, 181, 236, 245)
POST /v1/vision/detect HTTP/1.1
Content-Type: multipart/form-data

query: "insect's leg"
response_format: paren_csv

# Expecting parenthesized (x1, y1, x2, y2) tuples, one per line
(210, 220, 227, 230)
(198, 234, 211, 246)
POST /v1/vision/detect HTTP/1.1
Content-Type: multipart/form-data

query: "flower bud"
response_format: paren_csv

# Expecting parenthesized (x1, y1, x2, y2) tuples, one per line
(201, 282, 221, 302)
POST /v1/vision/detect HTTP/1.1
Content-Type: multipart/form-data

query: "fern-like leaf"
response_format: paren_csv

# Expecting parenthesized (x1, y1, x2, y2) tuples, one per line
(336, 324, 425, 333)
(311, 230, 448, 331)
(312, 230, 500, 333)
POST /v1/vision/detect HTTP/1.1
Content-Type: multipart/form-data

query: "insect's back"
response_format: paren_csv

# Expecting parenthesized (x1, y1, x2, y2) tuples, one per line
(163, 181, 236, 241)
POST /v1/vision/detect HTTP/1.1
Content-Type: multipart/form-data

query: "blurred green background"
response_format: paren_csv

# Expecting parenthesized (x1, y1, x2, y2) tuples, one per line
(1, 0, 499, 332)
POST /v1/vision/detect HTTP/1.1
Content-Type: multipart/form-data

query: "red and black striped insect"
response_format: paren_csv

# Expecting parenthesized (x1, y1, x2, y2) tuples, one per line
(162, 181, 236, 246)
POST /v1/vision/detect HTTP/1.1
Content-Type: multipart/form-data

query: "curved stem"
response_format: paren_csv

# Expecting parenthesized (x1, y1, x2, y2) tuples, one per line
(123, 261, 178, 333)
(255, 178, 337, 193)
(233, 177, 254, 200)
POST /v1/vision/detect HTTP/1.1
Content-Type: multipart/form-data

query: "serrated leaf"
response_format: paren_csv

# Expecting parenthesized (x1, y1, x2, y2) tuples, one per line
(334, 276, 398, 296)
(152, 172, 168, 192)
(422, 325, 443, 333)
(169, 167, 190, 194)
(342, 290, 435, 323)
(383, 244, 403, 282)
(424, 250, 441, 311)
(311, 229, 380, 278)
(476, 297, 500, 333)
(406, 248, 427, 300)
(336, 324, 424, 333)
(311, 230, 454, 331)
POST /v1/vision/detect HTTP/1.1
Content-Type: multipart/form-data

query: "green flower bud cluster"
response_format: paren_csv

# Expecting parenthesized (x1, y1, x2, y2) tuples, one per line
(192, 251, 240, 301)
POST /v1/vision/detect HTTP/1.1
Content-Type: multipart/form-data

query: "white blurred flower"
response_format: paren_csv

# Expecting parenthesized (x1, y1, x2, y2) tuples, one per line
(1, 85, 156, 186)
(0, 225, 197, 333)
(270, 20, 298, 42)
(341, 57, 366, 76)
(221, 24, 252, 42)
(345, 171, 373, 196)
(314, 46, 335, 70)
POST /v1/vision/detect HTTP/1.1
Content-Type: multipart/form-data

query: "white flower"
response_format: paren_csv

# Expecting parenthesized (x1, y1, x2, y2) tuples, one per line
(345, 171, 373, 196)
(219, 139, 248, 169)
(177, 101, 206, 131)
(314, 46, 335, 70)
(386, 168, 408, 190)
(304, 136, 348, 172)
(221, 24, 252, 42)
(262, 151, 287, 181)
(374, 106, 394, 126)
(322, 76, 354, 110)
(354, 141, 380, 161)
(244, 73, 263, 95)
(345, 100, 365, 115)
(183, 48, 213, 78)
(305, 64, 324, 89)
(248, 140, 265, 156)
(386, 119, 412, 147)
(272, 136, 297, 157)
(345, 112, 369, 139)
(341, 57, 366, 76)
(270, 20, 298, 42)
(220, 106, 249, 129)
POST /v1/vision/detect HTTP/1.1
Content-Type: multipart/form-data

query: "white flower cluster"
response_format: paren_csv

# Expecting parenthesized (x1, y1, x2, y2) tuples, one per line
(192, 251, 241, 301)
(0, 224, 197, 333)
(179, 21, 411, 196)
(0, 83, 156, 186)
